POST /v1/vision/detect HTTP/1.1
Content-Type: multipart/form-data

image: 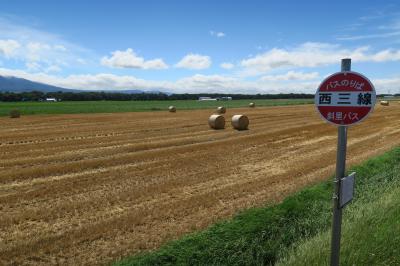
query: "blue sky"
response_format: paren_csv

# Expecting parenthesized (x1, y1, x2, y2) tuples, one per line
(0, 0, 400, 93)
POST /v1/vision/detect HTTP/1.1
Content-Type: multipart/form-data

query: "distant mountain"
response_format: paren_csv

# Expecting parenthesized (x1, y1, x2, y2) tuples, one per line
(0, 75, 78, 93)
(0, 75, 169, 94)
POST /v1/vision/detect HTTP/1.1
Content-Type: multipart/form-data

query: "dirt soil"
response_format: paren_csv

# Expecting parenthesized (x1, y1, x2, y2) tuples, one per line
(0, 103, 399, 265)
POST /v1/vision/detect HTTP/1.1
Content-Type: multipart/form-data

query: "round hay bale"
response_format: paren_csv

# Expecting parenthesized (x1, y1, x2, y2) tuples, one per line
(216, 106, 226, 114)
(231, 114, 249, 130)
(9, 109, 21, 118)
(168, 106, 176, 112)
(380, 100, 389, 106)
(249, 102, 255, 108)
(208, 114, 225, 129)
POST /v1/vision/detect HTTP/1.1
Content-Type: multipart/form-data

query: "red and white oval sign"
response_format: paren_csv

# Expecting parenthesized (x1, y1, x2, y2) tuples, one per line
(315, 71, 376, 126)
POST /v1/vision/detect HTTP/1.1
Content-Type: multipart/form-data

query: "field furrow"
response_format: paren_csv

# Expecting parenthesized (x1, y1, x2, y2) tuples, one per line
(0, 103, 399, 265)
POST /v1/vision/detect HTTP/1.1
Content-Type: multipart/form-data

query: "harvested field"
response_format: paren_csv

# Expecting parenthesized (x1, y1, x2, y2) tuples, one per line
(1, 103, 400, 265)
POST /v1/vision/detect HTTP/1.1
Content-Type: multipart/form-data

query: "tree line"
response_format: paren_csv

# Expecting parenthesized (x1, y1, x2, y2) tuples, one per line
(0, 90, 319, 102)
(0, 91, 396, 102)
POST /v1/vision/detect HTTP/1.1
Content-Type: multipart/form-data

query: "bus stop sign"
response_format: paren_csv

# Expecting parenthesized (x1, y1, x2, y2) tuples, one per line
(315, 71, 376, 126)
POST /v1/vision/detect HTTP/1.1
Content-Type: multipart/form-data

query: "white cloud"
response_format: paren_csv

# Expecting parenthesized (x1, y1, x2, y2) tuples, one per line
(240, 42, 400, 76)
(0, 68, 166, 90)
(337, 31, 400, 41)
(25, 62, 41, 71)
(77, 58, 87, 64)
(365, 49, 400, 62)
(220, 62, 234, 69)
(141, 58, 169, 70)
(27, 42, 51, 52)
(0, 39, 21, 58)
(101, 48, 168, 70)
(0, 39, 74, 74)
(0, 17, 95, 71)
(210, 30, 226, 38)
(0, 67, 396, 94)
(175, 53, 211, 70)
(0, 67, 321, 94)
(54, 45, 67, 51)
(26, 42, 52, 62)
(45, 65, 62, 73)
(337, 12, 400, 40)
(34, 60, 65, 73)
(260, 71, 319, 81)
(5, 41, 68, 73)
(373, 77, 400, 94)
(175, 74, 240, 93)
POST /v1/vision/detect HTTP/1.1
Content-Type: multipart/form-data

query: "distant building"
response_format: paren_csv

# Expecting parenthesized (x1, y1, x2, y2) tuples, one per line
(45, 98, 58, 102)
(198, 97, 217, 101)
(218, 96, 232, 101)
(198, 96, 232, 101)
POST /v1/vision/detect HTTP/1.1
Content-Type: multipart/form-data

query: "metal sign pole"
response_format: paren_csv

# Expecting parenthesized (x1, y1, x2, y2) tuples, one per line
(330, 58, 350, 266)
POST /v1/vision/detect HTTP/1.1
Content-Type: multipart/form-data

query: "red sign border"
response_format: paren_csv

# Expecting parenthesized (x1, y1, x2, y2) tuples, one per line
(314, 71, 376, 127)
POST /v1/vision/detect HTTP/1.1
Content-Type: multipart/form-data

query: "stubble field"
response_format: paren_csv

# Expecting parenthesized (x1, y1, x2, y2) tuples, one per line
(1, 103, 399, 265)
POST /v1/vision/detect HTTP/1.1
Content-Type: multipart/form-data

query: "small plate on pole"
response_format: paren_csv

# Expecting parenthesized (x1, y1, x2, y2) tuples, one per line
(340, 172, 356, 208)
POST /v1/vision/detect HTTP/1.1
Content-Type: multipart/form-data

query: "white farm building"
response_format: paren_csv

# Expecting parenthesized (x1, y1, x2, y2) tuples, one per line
(198, 97, 217, 101)
(45, 98, 58, 102)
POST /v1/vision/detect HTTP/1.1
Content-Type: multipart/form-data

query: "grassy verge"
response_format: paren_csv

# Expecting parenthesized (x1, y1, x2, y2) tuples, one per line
(277, 185, 400, 265)
(0, 99, 312, 116)
(277, 156, 400, 265)
(114, 148, 400, 266)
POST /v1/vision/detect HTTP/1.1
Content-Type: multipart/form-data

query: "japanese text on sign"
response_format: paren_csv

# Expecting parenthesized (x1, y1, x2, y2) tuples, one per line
(326, 79, 365, 90)
(316, 92, 373, 106)
(327, 112, 359, 121)
(315, 71, 376, 126)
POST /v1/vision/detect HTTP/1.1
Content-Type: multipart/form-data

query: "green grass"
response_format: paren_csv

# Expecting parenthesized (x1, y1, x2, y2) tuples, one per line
(114, 148, 400, 266)
(277, 186, 400, 266)
(0, 99, 312, 116)
(277, 154, 400, 265)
